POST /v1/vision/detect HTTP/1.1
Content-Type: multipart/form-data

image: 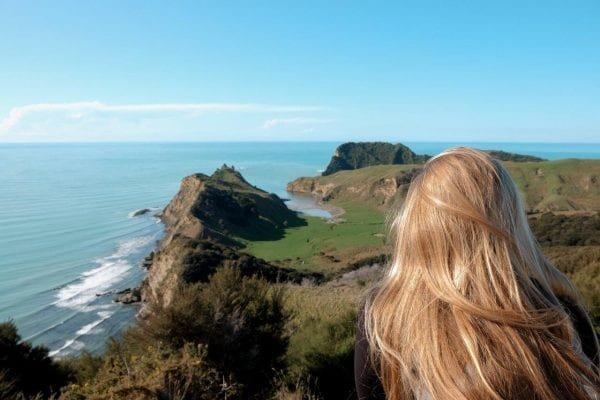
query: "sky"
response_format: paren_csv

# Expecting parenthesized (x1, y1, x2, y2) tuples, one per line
(0, 0, 599, 142)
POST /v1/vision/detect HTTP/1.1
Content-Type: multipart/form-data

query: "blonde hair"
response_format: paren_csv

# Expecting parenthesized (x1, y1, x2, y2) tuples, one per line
(364, 147, 599, 399)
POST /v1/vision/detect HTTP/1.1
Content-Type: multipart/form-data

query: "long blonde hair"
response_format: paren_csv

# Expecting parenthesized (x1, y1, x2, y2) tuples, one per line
(364, 147, 599, 399)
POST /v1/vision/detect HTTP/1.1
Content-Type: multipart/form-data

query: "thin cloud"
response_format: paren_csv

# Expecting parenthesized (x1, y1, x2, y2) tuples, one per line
(263, 117, 333, 129)
(0, 101, 325, 135)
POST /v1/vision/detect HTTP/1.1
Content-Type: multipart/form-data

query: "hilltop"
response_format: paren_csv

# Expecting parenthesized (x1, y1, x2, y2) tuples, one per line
(322, 141, 546, 175)
(323, 142, 430, 175)
(160, 164, 305, 245)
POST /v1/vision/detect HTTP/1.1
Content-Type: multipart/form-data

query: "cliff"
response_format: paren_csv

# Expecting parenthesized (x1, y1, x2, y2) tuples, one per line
(160, 164, 305, 245)
(142, 165, 318, 306)
(289, 159, 600, 213)
(322, 142, 546, 176)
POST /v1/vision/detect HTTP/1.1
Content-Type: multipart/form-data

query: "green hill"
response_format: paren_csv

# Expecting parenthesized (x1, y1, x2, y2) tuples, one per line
(322, 142, 430, 175)
(321, 141, 546, 176)
(161, 164, 306, 244)
(290, 159, 600, 213)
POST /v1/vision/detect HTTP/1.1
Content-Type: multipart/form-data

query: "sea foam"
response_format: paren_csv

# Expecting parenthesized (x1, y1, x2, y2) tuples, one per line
(54, 235, 155, 311)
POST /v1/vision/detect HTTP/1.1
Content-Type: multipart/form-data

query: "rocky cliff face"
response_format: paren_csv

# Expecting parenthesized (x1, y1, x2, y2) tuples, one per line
(141, 165, 317, 307)
(160, 174, 207, 242)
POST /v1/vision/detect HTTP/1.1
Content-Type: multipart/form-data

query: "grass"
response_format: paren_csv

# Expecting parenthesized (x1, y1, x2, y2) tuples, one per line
(241, 200, 391, 274)
(504, 159, 600, 211)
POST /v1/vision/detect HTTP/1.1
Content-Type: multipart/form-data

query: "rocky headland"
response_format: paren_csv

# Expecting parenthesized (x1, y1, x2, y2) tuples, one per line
(136, 165, 322, 307)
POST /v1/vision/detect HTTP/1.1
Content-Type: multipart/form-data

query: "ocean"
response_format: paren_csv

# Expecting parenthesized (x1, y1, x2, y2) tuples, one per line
(0, 141, 599, 357)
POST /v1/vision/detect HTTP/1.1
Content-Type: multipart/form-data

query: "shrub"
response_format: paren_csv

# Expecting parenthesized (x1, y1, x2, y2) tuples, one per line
(139, 265, 291, 399)
(60, 342, 227, 400)
(287, 309, 357, 400)
(0, 321, 69, 399)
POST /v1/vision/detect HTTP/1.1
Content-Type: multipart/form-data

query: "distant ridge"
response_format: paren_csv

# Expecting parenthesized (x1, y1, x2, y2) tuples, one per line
(322, 142, 547, 175)
(322, 142, 430, 175)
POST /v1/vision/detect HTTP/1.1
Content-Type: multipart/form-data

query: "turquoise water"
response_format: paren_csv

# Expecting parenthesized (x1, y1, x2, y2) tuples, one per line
(0, 141, 599, 357)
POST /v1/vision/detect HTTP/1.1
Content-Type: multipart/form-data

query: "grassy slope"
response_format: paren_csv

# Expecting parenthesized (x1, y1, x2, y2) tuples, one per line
(503, 159, 600, 211)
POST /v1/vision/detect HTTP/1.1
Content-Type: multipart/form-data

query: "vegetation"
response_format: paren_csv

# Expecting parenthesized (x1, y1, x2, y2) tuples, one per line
(323, 141, 430, 175)
(291, 159, 600, 213)
(484, 149, 545, 162)
(166, 236, 324, 284)
(164, 165, 306, 245)
(242, 201, 389, 275)
(320, 141, 546, 176)
(0, 321, 69, 399)
(529, 213, 600, 246)
(60, 266, 292, 400)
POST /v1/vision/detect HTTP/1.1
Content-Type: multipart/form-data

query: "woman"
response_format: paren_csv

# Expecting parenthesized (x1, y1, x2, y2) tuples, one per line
(355, 147, 599, 400)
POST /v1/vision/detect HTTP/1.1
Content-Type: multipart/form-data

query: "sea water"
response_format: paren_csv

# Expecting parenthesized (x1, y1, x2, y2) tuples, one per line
(0, 141, 598, 357)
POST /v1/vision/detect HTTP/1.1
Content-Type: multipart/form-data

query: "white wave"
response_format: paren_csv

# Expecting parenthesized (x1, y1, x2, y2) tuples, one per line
(54, 235, 155, 311)
(76, 311, 113, 335)
(317, 169, 324, 173)
(49, 339, 85, 357)
(55, 260, 130, 309)
(109, 234, 155, 259)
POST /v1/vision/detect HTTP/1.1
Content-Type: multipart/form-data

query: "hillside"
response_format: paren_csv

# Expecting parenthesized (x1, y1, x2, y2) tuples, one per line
(289, 159, 600, 213)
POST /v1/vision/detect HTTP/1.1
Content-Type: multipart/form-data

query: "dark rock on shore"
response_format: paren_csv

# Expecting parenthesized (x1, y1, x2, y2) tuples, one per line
(131, 208, 151, 217)
(141, 252, 154, 269)
(114, 287, 142, 304)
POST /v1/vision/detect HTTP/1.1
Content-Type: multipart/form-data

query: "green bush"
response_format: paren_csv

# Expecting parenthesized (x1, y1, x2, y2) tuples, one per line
(0, 321, 69, 399)
(60, 342, 227, 400)
(287, 310, 357, 400)
(139, 265, 291, 399)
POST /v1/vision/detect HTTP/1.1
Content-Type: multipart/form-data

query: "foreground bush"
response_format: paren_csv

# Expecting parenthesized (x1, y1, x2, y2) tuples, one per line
(60, 342, 227, 400)
(138, 265, 290, 399)
(0, 321, 69, 399)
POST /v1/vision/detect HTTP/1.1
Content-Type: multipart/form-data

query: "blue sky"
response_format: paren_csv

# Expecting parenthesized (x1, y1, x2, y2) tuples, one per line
(0, 1, 599, 142)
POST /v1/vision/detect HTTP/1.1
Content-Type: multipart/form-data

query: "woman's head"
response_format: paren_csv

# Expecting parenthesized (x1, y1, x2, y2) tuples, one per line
(365, 147, 599, 399)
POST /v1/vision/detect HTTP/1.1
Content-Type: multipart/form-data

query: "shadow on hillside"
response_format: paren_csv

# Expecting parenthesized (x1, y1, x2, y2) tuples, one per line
(191, 188, 308, 243)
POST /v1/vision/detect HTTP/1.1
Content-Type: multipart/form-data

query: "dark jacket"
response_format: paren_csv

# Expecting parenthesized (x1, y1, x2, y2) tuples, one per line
(354, 298, 599, 400)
